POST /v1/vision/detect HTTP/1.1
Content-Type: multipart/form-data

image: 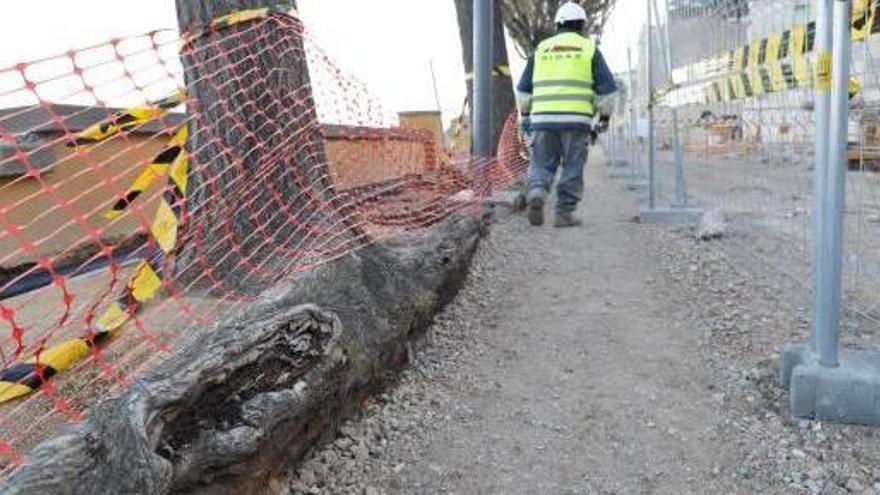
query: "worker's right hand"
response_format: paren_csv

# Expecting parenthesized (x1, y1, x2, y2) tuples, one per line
(519, 114, 531, 134)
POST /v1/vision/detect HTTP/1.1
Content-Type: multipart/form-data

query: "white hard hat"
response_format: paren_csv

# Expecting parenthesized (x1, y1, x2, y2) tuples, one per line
(555, 2, 588, 24)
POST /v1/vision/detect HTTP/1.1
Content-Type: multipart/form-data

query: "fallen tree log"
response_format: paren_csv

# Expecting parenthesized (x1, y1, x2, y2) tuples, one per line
(1, 215, 485, 495)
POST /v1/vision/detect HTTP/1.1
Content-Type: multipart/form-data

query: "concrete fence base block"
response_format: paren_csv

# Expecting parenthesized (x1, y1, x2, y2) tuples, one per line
(609, 168, 633, 179)
(779, 344, 809, 388)
(625, 179, 648, 191)
(639, 206, 704, 225)
(780, 344, 880, 425)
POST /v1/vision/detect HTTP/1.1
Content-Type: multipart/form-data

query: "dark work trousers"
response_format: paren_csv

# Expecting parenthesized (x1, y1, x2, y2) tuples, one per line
(527, 130, 590, 214)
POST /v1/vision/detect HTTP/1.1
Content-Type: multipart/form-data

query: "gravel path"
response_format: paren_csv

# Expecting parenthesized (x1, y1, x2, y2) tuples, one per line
(283, 155, 880, 494)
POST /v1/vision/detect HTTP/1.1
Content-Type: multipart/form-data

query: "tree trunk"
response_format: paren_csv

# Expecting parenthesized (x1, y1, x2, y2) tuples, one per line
(0, 217, 485, 495)
(174, 0, 365, 296)
(454, 0, 516, 155)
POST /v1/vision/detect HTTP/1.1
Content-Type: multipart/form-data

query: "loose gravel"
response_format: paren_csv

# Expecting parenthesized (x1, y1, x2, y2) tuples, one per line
(280, 160, 880, 495)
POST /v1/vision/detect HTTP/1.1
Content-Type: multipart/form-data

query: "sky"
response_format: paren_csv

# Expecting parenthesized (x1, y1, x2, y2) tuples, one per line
(0, 0, 644, 123)
(602, 0, 647, 72)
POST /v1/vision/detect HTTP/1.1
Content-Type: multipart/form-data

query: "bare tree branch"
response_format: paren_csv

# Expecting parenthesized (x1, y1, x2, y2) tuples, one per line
(501, 0, 617, 54)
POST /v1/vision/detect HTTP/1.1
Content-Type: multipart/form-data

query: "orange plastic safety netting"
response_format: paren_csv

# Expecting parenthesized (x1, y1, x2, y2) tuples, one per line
(0, 8, 528, 470)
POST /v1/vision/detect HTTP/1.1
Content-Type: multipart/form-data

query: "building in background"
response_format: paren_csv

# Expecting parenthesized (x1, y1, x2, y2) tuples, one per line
(0, 106, 445, 267)
(398, 111, 445, 148)
(746, 0, 811, 40)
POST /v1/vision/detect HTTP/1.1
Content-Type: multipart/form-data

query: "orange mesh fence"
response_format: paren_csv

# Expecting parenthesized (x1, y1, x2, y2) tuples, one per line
(0, 8, 528, 471)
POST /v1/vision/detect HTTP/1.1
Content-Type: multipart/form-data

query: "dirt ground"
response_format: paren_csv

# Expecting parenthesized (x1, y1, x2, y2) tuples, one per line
(280, 150, 880, 494)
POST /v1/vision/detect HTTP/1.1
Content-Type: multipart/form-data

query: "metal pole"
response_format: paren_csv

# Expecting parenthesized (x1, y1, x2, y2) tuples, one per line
(647, 0, 656, 209)
(654, 0, 688, 206)
(816, 0, 852, 368)
(429, 59, 443, 114)
(609, 116, 617, 167)
(429, 59, 447, 147)
(472, 0, 492, 159)
(627, 46, 638, 176)
(810, 0, 834, 355)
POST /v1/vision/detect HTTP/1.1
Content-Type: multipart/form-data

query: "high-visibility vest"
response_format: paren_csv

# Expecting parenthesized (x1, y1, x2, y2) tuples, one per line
(530, 32, 596, 126)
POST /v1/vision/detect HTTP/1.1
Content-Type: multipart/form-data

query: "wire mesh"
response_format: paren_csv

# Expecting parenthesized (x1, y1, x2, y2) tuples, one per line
(613, 0, 880, 358)
(0, 9, 529, 471)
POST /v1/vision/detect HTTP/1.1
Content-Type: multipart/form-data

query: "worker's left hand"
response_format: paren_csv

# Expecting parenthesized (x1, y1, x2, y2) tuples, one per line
(596, 114, 611, 133)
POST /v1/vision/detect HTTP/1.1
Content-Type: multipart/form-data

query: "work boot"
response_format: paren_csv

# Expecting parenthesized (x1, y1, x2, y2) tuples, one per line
(527, 194, 545, 226)
(554, 213, 582, 228)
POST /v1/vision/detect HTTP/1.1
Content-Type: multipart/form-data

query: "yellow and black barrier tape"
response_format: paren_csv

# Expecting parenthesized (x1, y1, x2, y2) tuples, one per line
(0, 0, 295, 403)
(464, 64, 512, 81)
(0, 96, 189, 404)
(815, 50, 833, 92)
(93, 254, 166, 336)
(0, 253, 167, 402)
(181, 5, 300, 47)
(0, 339, 94, 403)
(853, 0, 877, 40)
(104, 126, 188, 220)
(93, 120, 188, 345)
(68, 90, 186, 147)
(656, 0, 879, 106)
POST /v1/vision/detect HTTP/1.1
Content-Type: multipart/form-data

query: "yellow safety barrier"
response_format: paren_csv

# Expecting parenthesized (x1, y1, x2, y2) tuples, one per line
(68, 91, 185, 147)
(664, 1, 880, 105)
(0, 98, 189, 404)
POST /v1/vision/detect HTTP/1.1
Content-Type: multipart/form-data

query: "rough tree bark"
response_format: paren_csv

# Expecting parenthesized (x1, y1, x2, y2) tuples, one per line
(453, 0, 517, 155)
(0, 5, 492, 494)
(1, 217, 485, 494)
(174, 0, 365, 295)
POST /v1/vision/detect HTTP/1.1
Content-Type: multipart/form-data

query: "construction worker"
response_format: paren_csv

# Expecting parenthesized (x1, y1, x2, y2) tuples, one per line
(517, 1, 617, 227)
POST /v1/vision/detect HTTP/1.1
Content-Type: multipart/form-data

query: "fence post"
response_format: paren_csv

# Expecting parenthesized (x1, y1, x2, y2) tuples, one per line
(472, 0, 492, 160)
(810, 0, 834, 356)
(816, 0, 852, 368)
(647, 0, 656, 210)
(652, 0, 688, 206)
(609, 116, 617, 167)
(781, 0, 880, 426)
(638, 0, 702, 224)
(627, 46, 639, 177)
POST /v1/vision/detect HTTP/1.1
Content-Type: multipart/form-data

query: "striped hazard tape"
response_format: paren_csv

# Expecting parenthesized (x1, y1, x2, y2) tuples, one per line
(0, 3, 292, 404)
(0, 97, 189, 404)
(104, 126, 188, 220)
(181, 6, 299, 47)
(68, 90, 185, 147)
(109, 122, 187, 332)
(0, 339, 93, 403)
(0, 255, 165, 402)
(92, 251, 167, 337)
(853, 0, 876, 41)
(464, 63, 512, 81)
(666, 0, 880, 106)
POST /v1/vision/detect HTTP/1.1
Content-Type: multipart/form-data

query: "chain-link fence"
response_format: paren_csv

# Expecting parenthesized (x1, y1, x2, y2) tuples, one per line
(610, 0, 880, 394)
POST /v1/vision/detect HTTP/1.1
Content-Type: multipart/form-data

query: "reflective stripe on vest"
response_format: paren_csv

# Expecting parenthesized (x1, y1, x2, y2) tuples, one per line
(531, 32, 596, 118)
(529, 114, 593, 126)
